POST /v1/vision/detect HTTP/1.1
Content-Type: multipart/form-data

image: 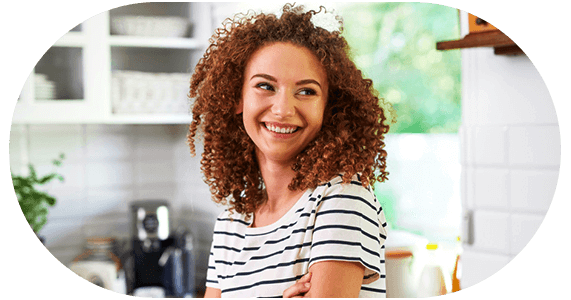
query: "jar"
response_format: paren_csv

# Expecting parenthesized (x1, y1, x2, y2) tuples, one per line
(69, 237, 125, 293)
(73, 238, 121, 269)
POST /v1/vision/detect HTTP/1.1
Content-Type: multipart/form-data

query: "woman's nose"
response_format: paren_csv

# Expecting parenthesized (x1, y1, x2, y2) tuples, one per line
(271, 91, 295, 118)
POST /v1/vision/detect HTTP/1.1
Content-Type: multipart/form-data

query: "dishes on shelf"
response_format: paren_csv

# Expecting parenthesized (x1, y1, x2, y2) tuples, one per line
(112, 71, 191, 114)
(111, 16, 190, 37)
(34, 73, 57, 100)
(14, 2, 211, 124)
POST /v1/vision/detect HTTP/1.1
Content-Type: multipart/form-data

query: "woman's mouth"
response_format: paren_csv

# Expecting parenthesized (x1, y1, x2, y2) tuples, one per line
(264, 122, 299, 134)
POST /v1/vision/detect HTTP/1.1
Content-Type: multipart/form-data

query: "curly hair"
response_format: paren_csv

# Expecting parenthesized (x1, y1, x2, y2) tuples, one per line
(187, 4, 395, 217)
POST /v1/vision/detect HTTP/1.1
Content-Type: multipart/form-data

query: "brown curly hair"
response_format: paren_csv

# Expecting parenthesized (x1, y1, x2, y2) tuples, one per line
(187, 4, 394, 217)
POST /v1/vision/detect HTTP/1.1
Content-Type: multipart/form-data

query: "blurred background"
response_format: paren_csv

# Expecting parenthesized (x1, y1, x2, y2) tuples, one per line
(8, 1, 559, 298)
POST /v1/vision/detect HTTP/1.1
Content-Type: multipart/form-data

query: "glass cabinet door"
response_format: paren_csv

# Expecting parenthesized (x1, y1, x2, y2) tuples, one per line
(34, 46, 84, 101)
(12, 13, 108, 124)
(12, 2, 212, 124)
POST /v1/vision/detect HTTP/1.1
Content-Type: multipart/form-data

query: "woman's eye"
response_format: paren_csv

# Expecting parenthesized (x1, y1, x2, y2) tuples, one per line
(255, 83, 274, 91)
(298, 88, 316, 96)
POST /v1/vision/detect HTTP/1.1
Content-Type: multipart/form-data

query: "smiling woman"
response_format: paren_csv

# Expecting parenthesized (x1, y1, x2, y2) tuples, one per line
(187, 4, 394, 298)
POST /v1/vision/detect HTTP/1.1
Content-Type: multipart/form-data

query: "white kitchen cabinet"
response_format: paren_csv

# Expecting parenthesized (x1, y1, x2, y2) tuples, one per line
(13, 2, 212, 124)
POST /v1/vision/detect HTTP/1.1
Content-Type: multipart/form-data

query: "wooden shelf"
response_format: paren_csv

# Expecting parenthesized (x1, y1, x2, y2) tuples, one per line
(437, 30, 524, 56)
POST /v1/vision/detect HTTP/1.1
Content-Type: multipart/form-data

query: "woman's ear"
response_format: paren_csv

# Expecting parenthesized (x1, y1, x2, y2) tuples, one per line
(235, 99, 243, 114)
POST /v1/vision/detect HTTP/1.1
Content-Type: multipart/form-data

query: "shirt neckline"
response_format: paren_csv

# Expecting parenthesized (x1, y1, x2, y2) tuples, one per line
(245, 188, 312, 235)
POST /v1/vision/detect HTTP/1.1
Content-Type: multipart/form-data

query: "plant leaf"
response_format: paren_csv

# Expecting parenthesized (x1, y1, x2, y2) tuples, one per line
(45, 195, 57, 206)
(38, 174, 57, 184)
(28, 164, 38, 181)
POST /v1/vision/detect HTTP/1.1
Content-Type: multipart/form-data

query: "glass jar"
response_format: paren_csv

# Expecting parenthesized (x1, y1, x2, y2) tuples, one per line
(73, 237, 122, 270)
(69, 237, 125, 293)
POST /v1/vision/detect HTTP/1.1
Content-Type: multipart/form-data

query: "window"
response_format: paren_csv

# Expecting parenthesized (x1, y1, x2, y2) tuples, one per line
(341, 2, 461, 134)
(341, 2, 462, 242)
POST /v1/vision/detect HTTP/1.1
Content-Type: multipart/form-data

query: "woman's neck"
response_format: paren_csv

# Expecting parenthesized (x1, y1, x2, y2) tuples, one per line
(255, 152, 304, 214)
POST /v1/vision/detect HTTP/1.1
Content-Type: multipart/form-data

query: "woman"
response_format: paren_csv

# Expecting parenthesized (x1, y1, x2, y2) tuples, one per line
(187, 4, 394, 298)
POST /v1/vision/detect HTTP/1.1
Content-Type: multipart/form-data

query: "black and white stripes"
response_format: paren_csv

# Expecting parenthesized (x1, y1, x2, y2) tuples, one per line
(206, 174, 388, 298)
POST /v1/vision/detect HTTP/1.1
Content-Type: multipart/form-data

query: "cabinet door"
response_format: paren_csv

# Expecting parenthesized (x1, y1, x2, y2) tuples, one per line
(12, 3, 213, 125)
(13, 14, 109, 124)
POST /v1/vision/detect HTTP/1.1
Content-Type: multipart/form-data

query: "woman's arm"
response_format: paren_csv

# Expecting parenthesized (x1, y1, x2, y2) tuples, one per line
(304, 261, 365, 298)
(204, 287, 221, 298)
(283, 272, 313, 298)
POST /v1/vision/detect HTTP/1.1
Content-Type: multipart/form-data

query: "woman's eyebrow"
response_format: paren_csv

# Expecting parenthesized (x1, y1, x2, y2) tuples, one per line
(296, 79, 321, 88)
(250, 74, 322, 88)
(251, 74, 277, 82)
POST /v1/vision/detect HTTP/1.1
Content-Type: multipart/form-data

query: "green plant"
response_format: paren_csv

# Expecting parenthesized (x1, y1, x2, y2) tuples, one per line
(11, 154, 65, 233)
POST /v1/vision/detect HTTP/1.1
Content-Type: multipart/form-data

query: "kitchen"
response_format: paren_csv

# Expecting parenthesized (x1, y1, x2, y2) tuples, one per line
(2, 1, 566, 299)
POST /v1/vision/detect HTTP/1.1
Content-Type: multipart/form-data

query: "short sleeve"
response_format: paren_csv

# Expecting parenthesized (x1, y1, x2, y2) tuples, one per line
(205, 239, 220, 289)
(309, 181, 386, 284)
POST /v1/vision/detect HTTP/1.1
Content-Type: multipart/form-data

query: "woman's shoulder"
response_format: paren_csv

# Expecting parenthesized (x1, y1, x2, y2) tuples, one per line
(319, 173, 375, 197)
(314, 173, 388, 232)
(313, 173, 380, 210)
(213, 209, 251, 229)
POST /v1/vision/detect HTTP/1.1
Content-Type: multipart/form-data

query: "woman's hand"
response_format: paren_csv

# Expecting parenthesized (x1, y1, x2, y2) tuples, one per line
(283, 272, 312, 298)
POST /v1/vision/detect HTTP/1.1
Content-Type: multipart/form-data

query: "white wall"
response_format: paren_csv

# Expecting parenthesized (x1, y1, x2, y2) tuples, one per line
(459, 47, 560, 289)
(9, 124, 223, 293)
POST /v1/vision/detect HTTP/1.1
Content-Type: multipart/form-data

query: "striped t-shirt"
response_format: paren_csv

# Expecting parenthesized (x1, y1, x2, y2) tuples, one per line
(206, 174, 388, 297)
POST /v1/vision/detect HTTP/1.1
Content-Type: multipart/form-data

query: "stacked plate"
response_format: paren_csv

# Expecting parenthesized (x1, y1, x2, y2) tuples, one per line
(35, 73, 57, 100)
(112, 71, 191, 114)
(111, 16, 190, 37)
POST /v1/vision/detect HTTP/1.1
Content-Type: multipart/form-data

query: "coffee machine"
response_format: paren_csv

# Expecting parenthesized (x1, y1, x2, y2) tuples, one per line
(126, 200, 195, 297)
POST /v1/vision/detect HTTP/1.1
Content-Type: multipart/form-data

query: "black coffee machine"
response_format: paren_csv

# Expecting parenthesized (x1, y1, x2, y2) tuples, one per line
(126, 200, 195, 297)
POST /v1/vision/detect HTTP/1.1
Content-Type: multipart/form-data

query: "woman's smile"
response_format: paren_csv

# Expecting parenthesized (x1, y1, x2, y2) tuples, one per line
(237, 42, 328, 164)
(263, 122, 300, 136)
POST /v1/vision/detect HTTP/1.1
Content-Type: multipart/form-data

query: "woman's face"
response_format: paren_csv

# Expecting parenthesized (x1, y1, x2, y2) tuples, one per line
(238, 42, 328, 165)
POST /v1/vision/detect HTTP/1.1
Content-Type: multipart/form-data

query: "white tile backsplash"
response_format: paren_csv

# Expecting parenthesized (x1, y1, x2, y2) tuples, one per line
(28, 124, 84, 163)
(472, 168, 509, 209)
(35, 161, 85, 189)
(473, 50, 557, 126)
(47, 187, 87, 219)
(471, 210, 511, 254)
(85, 131, 134, 160)
(85, 160, 134, 188)
(82, 215, 131, 240)
(509, 169, 559, 213)
(135, 160, 176, 185)
(134, 125, 178, 160)
(41, 218, 85, 249)
(460, 249, 512, 290)
(509, 213, 545, 255)
(11, 123, 216, 293)
(191, 188, 223, 216)
(508, 125, 561, 166)
(461, 43, 559, 290)
(86, 187, 133, 217)
(471, 126, 507, 165)
(133, 182, 176, 202)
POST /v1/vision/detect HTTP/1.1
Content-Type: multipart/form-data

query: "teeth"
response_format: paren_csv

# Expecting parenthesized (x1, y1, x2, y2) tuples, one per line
(265, 123, 297, 134)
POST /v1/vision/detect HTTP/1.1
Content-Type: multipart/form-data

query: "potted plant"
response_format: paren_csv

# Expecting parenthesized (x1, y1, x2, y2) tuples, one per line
(11, 154, 65, 243)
